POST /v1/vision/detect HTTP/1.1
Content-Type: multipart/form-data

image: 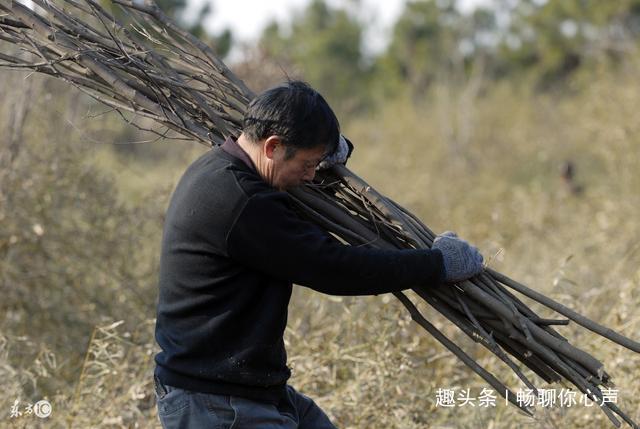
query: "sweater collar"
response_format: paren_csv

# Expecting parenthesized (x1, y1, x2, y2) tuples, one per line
(220, 136, 257, 173)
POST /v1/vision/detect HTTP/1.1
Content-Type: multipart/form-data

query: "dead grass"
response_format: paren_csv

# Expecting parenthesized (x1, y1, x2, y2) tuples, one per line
(1, 63, 639, 428)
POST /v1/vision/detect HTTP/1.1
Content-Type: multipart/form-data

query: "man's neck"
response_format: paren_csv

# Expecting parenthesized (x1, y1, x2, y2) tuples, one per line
(236, 133, 275, 187)
(236, 134, 260, 165)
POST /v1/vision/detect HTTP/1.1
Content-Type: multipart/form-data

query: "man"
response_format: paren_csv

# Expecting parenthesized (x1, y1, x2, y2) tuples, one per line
(154, 81, 483, 428)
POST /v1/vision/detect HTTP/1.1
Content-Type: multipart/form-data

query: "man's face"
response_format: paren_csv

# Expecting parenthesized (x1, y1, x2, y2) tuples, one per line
(266, 142, 326, 191)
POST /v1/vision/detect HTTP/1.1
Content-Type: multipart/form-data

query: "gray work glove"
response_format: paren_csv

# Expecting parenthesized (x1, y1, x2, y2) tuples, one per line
(317, 135, 352, 170)
(432, 231, 484, 283)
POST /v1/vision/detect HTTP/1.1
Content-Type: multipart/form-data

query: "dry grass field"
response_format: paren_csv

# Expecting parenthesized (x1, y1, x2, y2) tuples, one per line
(1, 61, 639, 428)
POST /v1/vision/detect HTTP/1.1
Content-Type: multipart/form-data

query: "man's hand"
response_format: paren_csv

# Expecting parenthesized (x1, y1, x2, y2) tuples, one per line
(432, 231, 484, 283)
(317, 135, 353, 170)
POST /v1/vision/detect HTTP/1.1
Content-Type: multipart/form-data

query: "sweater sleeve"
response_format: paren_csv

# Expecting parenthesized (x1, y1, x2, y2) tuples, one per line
(226, 191, 445, 296)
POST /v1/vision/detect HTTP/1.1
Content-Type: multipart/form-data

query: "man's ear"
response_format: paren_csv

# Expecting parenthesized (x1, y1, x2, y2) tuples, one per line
(263, 136, 282, 160)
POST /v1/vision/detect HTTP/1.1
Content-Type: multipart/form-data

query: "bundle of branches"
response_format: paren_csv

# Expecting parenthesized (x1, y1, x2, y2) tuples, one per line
(1, 0, 639, 426)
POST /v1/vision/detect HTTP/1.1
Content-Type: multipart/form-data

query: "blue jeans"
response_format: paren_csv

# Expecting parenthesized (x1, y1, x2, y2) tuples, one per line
(154, 377, 338, 429)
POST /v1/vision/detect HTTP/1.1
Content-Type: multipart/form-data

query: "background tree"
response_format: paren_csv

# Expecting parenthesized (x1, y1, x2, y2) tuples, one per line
(256, 0, 369, 114)
(499, 0, 640, 87)
(375, 0, 460, 98)
(373, 1, 502, 101)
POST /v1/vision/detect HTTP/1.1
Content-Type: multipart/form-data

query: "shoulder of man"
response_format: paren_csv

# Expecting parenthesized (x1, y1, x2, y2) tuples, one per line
(166, 149, 266, 227)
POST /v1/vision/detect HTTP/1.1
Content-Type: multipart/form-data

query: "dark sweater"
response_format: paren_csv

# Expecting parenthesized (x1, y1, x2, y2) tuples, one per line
(154, 138, 445, 403)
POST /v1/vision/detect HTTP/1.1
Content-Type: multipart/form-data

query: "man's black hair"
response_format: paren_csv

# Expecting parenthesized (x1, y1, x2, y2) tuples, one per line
(242, 81, 340, 159)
